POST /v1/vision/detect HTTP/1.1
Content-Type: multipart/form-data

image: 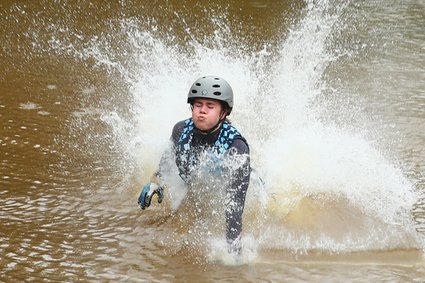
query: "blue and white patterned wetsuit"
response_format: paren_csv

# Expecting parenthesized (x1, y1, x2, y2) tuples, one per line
(166, 118, 250, 243)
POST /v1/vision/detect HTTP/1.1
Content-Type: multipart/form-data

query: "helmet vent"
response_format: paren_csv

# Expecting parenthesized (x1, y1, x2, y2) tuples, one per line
(212, 84, 220, 88)
(191, 90, 197, 93)
(213, 91, 221, 96)
(195, 83, 201, 86)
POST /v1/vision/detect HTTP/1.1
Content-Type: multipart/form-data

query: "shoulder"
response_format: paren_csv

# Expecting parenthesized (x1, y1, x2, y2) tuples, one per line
(231, 136, 249, 155)
(171, 119, 190, 144)
(225, 122, 249, 155)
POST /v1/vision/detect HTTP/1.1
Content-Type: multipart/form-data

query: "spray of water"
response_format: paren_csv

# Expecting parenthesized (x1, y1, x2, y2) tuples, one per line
(34, 0, 423, 262)
(253, 0, 422, 253)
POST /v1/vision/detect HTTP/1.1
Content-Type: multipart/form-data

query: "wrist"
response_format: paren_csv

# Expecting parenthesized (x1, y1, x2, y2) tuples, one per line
(150, 172, 167, 190)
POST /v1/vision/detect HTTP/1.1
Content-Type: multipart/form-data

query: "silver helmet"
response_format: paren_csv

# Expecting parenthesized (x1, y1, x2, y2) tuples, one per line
(187, 76, 233, 113)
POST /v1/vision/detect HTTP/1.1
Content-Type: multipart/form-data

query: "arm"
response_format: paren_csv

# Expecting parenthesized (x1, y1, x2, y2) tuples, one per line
(138, 121, 185, 209)
(225, 138, 250, 249)
(149, 120, 185, 183)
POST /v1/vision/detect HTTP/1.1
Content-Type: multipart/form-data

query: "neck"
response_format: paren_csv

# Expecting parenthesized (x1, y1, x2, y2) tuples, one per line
(198, 120, 223, 135)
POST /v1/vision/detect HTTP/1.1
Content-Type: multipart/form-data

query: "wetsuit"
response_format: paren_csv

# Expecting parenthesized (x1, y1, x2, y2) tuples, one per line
(164, 119, 250, 244)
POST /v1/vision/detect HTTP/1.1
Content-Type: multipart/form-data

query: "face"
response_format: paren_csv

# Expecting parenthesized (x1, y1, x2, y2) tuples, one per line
(191, 98, 226, 132)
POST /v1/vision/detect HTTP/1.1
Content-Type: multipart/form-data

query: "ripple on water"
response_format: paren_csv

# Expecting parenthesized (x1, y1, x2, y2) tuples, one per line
(37, 111, 50, 116)
(18, 102, 41, 110)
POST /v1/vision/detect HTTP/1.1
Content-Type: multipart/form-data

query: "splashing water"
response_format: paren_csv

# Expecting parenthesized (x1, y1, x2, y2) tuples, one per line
(251, 0, 422, 254)
(39, 0, 423, 261)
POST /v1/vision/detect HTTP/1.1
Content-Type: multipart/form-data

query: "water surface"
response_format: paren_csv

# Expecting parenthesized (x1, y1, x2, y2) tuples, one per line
(1, 0, 425, 281)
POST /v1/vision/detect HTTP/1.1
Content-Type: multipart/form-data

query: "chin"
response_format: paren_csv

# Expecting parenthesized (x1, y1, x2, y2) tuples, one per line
(194, 122, 209, 131)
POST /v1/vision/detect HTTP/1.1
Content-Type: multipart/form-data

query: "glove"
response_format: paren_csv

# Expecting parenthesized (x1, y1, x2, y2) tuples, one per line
(138, 182, 164, 210)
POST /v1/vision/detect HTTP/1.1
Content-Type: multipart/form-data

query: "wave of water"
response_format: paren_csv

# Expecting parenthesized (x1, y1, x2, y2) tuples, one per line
(35, 0, 424, 260)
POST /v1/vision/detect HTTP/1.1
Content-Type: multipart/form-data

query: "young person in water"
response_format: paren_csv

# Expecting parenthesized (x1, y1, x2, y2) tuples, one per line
(138, 76, 250, 253)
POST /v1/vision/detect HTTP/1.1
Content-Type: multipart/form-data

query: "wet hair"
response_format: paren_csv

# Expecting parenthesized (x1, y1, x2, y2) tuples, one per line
(220, 101, 231, 116)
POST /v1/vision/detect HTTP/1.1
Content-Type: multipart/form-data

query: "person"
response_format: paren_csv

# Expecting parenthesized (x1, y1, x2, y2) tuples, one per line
(138, 76, 250, 254)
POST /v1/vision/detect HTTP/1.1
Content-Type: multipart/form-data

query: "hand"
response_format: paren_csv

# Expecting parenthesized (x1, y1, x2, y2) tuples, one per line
(138, 182, 164, 210)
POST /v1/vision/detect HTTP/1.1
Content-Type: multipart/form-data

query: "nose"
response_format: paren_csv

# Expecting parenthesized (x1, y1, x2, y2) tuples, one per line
(199, 104, 207, 113)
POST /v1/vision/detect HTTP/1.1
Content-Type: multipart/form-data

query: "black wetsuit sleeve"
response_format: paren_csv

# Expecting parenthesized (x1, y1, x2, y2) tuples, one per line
(171, 120, 185, 146)
(156, 120, 185, 180)
(225, 138, 250, 244)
